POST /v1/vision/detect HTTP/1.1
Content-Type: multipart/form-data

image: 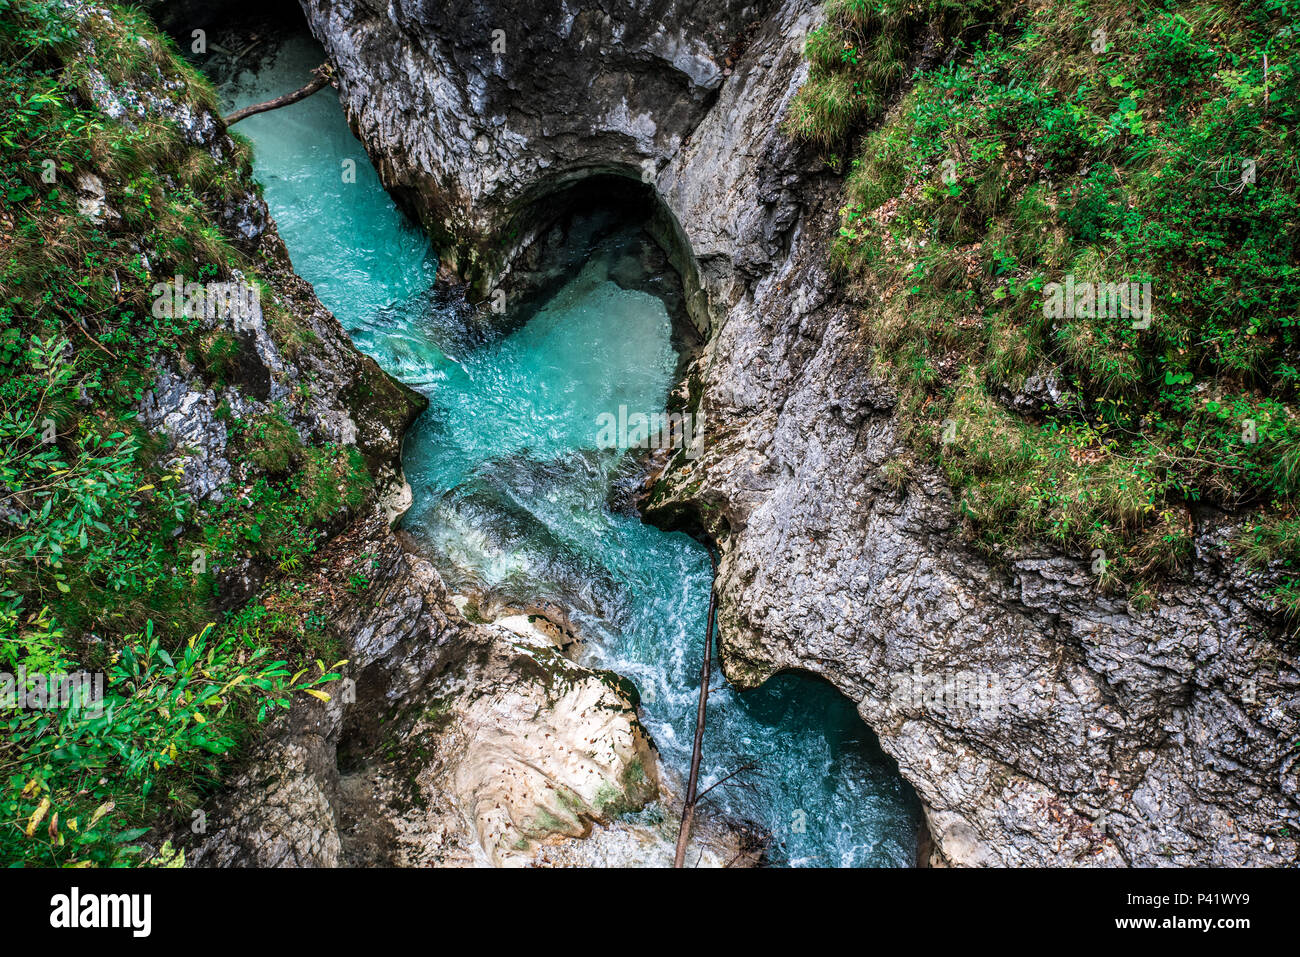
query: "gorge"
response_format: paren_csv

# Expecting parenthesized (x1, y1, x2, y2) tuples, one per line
(2, 0, 1296, 872)
(278, 0, 1297, 866)
(196, 23, 924, 867)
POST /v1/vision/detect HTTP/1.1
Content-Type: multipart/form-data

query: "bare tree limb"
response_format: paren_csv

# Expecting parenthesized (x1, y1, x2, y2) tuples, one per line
(694, 761, 759, 805)
(223, 64, 334, 126)
(673, 545, 720, 868)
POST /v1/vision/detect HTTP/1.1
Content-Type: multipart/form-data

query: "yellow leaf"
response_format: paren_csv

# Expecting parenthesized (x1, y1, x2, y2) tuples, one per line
(25, 797, 50, 837)
(218, 674, 246, 694)
(192, 712, 205, 724)
(134, 484, 154, 493)
(302, 689, 331, 702)
(21, 779, 39, 797)
(88, 801, 114, 829)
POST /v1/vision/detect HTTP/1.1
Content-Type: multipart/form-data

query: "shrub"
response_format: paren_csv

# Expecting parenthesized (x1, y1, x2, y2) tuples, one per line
(790, 0, 1300, 613)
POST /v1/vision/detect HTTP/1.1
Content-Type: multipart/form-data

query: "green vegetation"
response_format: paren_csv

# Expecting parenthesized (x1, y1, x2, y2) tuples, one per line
(790, 0, 1300, 613)
(0, 0, 369, 865)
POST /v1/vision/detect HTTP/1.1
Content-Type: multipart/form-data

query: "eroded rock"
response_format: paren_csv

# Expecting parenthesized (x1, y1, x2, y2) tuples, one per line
(300, 0, 777, 292)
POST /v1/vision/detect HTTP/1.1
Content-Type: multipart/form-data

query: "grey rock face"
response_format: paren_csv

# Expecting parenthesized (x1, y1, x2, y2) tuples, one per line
(993, 367, 1079, 416)
(138, 371, 233, 502)
(186, 697, 345, 868)
(60, 0, 418, 509)
(135, 228, 421, 510)
(648, 1, 1298, 866)
(309, 0, 1300, 866)
(300, 0, 776, 290)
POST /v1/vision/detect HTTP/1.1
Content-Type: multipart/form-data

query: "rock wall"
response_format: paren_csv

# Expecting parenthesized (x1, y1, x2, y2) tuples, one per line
(303, 0, 1300, 866)
(300, 0, 775, 292)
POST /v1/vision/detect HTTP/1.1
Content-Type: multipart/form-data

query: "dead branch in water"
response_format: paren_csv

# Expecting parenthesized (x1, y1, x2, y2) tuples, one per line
(673, 545, 719, 868)
(223, 64, 334, 126)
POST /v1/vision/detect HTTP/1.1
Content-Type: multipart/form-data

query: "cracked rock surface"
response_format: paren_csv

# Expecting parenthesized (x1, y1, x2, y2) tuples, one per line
(188, 514, 749, 867)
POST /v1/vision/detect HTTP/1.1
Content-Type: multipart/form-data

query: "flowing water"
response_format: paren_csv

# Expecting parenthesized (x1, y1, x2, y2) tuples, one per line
(215, 33, 923, 867)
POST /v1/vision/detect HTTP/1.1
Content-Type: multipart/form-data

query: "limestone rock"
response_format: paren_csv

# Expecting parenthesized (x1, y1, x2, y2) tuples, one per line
(300, 0, 777, 292)
(187, 514, 672, 867)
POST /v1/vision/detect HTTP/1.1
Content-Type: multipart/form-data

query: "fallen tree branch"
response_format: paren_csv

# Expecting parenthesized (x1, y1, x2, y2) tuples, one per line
(53, 304, 115, 359)
(673, 544, 720, 868)
(223, 64, 334, 126)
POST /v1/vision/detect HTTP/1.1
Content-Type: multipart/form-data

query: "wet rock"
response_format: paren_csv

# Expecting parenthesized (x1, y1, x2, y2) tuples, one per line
(300, 0, 779, 292)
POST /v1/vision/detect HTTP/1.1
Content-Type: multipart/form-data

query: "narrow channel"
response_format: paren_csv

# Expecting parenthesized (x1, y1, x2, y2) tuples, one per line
(212, 29, 923, 867)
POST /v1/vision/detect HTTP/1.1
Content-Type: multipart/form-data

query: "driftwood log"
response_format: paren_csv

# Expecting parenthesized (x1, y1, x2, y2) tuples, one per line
(223, 64, 334, 126)
(673, 546, 719, 868)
